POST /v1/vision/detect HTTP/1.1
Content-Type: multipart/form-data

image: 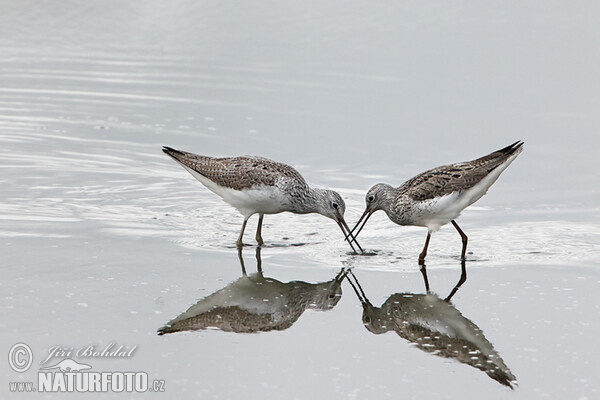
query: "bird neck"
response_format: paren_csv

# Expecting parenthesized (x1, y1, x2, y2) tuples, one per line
(290, 281, 316, 299)
(376, 184, 397, 213)
(290, 280, 336, 310)
(293, 187, 324, 214)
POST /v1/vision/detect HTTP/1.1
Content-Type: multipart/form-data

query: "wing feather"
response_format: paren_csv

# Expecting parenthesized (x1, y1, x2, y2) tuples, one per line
(163, 147, 307, 191)
(399, 141, 523, 201)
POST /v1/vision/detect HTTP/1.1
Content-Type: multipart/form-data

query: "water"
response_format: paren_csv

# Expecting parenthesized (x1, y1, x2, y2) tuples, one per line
(1, 1, 599, 398)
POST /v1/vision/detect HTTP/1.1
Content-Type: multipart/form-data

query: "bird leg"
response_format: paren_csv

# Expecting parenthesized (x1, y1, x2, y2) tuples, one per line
(451, 220, 468, 260)
(418, 232, 431, 265)
(255, 246, 263, 274)
(419, 262, 431, 292)
(444, 259, 467, 302)
(237, 217, 249, 248)
(255, 214, 264, 246)
(237, 247, 247, 276)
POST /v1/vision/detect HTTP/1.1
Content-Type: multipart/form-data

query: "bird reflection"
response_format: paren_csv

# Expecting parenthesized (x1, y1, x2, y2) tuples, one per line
(158, 247, 344, 335)
(346, 263, 517, 388)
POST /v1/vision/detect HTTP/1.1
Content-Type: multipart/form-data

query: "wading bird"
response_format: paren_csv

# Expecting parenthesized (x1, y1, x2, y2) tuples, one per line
(349, 141, 523, 262)
(163, 147, 362, 252)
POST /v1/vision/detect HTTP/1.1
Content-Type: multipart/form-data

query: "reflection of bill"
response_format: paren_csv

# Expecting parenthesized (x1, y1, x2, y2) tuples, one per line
(346, 265, 517, 388)
(159, 247, 345, 334)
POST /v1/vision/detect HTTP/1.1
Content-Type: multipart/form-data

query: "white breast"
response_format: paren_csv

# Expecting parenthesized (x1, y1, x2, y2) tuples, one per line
(168, 275, 291, 325)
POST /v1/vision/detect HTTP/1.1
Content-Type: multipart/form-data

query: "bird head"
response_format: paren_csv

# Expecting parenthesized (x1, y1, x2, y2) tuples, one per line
(317, 189, 346, 222)
(315, 189, 363, 254)
(347, 183, 395, 241)
(364, 183, 394, 213)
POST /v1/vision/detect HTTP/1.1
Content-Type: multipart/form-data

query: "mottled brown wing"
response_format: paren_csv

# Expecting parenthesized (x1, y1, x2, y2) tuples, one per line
(400, 141, 523, 201)
(163, 147, 308, 191)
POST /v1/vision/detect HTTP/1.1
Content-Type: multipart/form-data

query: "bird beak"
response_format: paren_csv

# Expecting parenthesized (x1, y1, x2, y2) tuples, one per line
(346, 208, 374, 243)
(345, 268, 370, 307)
(334, 267, 349, 283)
(337, 218, 364, 254)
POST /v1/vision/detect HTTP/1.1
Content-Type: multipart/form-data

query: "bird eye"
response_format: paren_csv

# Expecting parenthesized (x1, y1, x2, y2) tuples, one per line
(332, 202, 339, 209)
(367, 195, 375, 202)
(364, 316, 371, 323)
(328, 294, 335, 299)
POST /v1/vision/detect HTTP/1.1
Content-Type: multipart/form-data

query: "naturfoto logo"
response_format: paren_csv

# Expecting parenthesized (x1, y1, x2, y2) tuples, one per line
(8, 342, 165, 394)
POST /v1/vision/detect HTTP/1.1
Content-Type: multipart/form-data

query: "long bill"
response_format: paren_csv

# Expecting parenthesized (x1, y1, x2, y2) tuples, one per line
(345, 268, 370, 306)
(334, 267, 350, 283)
(337, 218, 364, 254)
(346, 208, 374, 243)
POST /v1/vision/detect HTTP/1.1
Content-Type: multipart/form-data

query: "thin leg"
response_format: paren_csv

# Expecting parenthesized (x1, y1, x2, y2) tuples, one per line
(237, 247, 247, 276)
(237, 217, 249, 248)
(418, 232, 432, 265)
(419, 262, 431, 293)
(451, 220, 468, 260)
(255, 214, 264, 246)
(255, 246, 263, 274)
(444, 260, 467, 302)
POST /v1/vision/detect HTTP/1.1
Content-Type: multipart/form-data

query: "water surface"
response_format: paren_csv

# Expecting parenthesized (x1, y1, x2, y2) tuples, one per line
(1, 1, 599, 399)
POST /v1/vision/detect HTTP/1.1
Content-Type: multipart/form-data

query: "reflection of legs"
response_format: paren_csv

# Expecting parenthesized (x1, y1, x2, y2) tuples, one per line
(255, 246, 262, 273)
(238, 246, 263, 276)
(255, 214, 264, 246)
(237, 217, 249, 248)
(419, 262, 431, 292)
(451, 220, 468, 260)
(237, 247, 247, 276)
(445, 260, 467, 302)
(418, 232, 432, 264)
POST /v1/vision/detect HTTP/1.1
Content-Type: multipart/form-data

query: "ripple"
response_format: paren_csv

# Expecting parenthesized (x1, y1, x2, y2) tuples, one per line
(2, 138, 598, 271)
(0, 214, 81, 222)
(0, 88, 249, 108)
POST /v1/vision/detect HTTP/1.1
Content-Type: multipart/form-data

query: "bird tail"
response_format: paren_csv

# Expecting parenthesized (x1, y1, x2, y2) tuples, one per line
(162, 146, 212, 172)
(494, 140, 524, 157)
(471, 141, 524, 172)
(157, 325, 175, 335)
(162, 146, 186, 159)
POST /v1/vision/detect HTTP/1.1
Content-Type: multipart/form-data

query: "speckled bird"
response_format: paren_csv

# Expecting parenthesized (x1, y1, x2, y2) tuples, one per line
(349, 141, 523, 262)
(162, 147, 362, 252)
(158, 249, 345, 335)
(345, 269, 517, 388)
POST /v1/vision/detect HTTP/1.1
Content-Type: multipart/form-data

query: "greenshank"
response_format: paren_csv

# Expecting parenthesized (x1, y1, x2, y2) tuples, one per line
(349, 141, 523, 262)
(163, 147, 362, 252)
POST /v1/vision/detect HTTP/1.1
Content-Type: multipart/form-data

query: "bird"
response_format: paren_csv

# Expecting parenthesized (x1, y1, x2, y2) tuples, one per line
(158, 247, 345, 335)
(345, 268, 517, 388)
(349, 141, 524, 263)
(162, 146, 362, 252)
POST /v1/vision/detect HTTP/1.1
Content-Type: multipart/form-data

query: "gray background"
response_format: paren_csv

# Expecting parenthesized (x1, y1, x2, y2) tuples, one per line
(1, 1, 599, 399)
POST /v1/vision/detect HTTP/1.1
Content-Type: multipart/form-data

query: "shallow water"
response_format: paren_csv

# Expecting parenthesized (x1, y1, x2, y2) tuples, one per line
(1, 1, 599, 399)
